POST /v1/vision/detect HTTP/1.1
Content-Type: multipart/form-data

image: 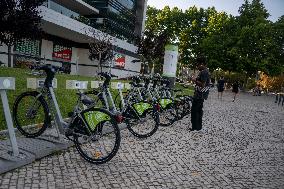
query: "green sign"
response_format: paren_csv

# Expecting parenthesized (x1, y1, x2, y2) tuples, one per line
(133, 102, 152, 116)
(159, 98, 173, 109)
(165, 45, 178, 52)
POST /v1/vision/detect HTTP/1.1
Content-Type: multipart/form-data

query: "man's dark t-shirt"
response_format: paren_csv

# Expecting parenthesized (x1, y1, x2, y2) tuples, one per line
(193, 68, 210, 100)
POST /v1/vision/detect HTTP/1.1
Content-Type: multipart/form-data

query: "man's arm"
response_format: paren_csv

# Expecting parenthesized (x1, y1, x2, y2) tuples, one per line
(191, 71, 208, 87)
(191, 78, 206, 87)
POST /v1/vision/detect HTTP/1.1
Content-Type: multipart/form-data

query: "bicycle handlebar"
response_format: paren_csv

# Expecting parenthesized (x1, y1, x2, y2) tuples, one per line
(34, 64, 65, 73)
(97, 72, 118, 87)
(32, 64, 65, 87)
(98, 72, 118, 78)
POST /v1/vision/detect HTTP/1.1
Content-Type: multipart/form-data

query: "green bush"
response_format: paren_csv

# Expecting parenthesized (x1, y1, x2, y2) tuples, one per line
(0, 67, 98, 131)
(245, 78, 256, 90)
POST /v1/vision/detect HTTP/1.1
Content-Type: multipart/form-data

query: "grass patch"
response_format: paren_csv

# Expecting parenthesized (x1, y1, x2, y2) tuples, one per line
(0, 67, 193, 131)
(0, 67, 99, 131)
(175, 82, 194, 96)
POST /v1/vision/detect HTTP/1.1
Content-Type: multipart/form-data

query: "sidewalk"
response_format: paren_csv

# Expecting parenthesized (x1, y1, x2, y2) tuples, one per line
(0, 91, 283, 188)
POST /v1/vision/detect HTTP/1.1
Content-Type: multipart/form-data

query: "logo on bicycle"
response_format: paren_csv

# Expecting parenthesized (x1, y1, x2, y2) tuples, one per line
(133, 102, 151, 116)
(159, 99, 173, 109)
(84, 111, 110, 130)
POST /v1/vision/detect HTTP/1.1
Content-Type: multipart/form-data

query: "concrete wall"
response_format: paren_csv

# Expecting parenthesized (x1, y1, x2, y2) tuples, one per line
(70, 47, 78, 75)
(76, 49, 141, 78)
(77, 48, 98, 77)
(0, 44, 8, 66)
(0, 44, 14, 67)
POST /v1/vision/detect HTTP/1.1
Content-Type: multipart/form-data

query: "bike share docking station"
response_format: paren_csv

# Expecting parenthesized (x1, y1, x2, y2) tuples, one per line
(26, 77, 72, 156)
(0, 77, 35, 174)
(0, 77, 131, 173)
(1, 78, 70, 174)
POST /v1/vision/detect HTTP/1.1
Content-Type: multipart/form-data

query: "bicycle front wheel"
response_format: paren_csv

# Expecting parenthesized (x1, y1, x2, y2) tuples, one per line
(73, 108, 121, 164)
(125, 106, 159, 138)
(13, 91, 50, 138)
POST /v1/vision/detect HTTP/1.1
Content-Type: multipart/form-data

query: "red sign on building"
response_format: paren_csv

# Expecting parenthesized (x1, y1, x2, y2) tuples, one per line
(114, 54, 125, 68)
(53, 45, 72, 62)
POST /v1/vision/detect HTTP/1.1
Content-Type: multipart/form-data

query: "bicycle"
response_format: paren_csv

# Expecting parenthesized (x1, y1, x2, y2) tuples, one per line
(13, 64, 121, 164)
(84, 72, 160, 138)
(140, 75, 193, 125)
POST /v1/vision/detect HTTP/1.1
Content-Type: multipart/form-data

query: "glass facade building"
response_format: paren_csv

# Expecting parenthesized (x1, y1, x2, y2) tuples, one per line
(43, 0, 145, 43)
(84, 0, 140, 43)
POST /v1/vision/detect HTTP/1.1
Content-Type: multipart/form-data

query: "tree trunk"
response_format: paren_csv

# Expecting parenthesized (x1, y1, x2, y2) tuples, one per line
(99, 52, 102, 73)
(8, 45, 12, 67)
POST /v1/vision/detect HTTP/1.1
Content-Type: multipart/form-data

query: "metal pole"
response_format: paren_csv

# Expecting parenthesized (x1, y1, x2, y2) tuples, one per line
(49, 87, 64, 135)
(107, 88, 117, 112)
(118, 88, 125, 109)
(76, 57, 79, 75)
(0, 90, 19, 156)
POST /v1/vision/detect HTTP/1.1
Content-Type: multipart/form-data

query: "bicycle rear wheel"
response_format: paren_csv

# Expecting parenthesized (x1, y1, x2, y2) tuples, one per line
(125, 106, 159, 138)
(13, 91, 50, 138)
(73, 108, 120, 164)
(159, 104, 177, 127)
(182, 97, 192, 117)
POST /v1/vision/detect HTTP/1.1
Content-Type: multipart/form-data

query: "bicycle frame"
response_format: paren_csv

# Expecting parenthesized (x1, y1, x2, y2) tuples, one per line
(97, 83, 147, 120)
(47, 86, 68, 135)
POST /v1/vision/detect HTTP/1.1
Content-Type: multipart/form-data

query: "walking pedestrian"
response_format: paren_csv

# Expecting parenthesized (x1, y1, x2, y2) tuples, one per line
(189, 56, 210, 132)
(232, 81, 239, 102)
(217, 76, 225, 99)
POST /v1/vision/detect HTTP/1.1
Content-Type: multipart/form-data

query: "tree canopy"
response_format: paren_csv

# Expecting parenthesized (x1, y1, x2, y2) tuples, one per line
(142, 0, 284, 77)
(0, 0, 44, 67)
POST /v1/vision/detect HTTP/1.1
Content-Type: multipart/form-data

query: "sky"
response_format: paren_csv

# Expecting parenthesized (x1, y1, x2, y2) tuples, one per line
(147, 0, 284, 22)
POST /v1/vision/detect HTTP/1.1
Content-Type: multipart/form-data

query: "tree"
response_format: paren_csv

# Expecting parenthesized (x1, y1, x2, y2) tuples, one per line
(235, 0, 273, 76)
(137, 29, 169, 74)
(88, 28, 115, 73)
(179, 6, 217, 70)
(269, 16, 284, 75)
(0, 0, 44, 67)
(144, 2, 283, 78)
(201, 13, 240, 72)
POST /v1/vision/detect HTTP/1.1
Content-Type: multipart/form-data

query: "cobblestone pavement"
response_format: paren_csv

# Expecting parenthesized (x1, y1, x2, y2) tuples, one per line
(1, 91, 284, 189)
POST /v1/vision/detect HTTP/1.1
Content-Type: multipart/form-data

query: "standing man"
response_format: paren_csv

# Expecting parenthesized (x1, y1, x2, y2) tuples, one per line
(190, 57, 210, 132)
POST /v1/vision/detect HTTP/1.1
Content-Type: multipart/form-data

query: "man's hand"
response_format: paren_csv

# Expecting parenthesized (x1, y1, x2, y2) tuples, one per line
(190, 75, 196, 83)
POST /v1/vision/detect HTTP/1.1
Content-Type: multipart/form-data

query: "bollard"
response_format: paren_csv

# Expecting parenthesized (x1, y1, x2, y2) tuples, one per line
(0, 77, 19, 156)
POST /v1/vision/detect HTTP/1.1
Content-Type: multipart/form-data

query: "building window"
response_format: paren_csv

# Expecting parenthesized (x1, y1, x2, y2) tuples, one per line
(49, 0, 79, 18)
(15, 39, 41, 56)
(14, 39, 41, 68)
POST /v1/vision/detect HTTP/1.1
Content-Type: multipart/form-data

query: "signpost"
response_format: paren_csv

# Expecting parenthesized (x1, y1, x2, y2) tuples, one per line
(163, 45, 178, 88)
